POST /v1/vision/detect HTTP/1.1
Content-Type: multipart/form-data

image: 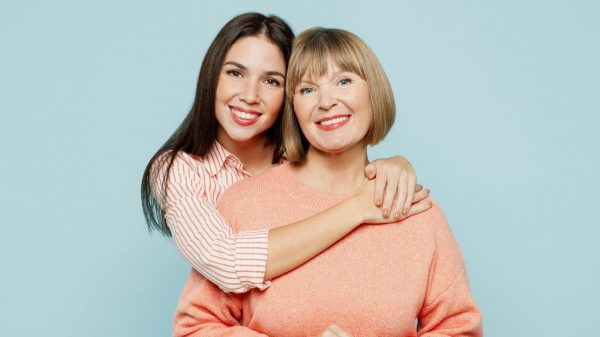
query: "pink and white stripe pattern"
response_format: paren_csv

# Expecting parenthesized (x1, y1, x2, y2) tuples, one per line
(152, 142, 270, 293)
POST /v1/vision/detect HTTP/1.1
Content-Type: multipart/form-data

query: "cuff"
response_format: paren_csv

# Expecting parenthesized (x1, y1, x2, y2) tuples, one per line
(234, 229, 271, 293)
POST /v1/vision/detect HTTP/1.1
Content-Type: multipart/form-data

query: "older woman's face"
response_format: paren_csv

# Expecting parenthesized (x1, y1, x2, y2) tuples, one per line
(293, 62, 372, 154)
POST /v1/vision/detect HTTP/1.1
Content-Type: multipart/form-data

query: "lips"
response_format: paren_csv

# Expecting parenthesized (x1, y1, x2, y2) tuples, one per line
(315, 114, 351, 131)
(229, 105, 261, 126)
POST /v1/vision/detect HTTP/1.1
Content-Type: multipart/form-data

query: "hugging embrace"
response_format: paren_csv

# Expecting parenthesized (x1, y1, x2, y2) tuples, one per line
(141, 12, 482, 337)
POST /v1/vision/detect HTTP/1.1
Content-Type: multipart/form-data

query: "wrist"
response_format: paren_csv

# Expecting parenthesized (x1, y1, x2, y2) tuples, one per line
(341, 196, 367, 226)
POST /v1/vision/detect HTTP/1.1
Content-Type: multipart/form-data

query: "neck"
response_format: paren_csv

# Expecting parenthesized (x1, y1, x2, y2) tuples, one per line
(217, 130, 275, 176)
(294, 142, 368, 196)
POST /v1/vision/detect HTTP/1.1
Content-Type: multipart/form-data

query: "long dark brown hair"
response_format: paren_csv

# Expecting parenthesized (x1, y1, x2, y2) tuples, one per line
(141, 13, 294, 236)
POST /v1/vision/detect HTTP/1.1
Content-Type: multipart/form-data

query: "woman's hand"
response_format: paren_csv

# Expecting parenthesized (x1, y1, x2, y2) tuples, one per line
(316, 325, 353, 337)
(364, 155, 427, 220)
(353, 178, 431, 224)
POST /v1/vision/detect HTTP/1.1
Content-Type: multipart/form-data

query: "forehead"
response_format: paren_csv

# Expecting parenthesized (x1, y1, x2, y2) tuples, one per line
(224, 36, 286, 72)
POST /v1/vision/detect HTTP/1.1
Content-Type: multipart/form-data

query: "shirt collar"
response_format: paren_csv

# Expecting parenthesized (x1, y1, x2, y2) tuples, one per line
(204, 141, 243, 177)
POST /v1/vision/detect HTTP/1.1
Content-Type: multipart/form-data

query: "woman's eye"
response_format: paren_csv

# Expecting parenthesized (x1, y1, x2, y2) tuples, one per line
(339, 78, 352, 86)
(227, 70, 242, 78)
(265, 78, 281, 87)
(299, 87, 315, 95)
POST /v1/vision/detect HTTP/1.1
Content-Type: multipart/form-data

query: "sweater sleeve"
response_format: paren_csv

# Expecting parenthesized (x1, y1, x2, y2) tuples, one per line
(173, 270, 269, 337)
(152, 152, 271, 294)
(417, 203, 483, 337)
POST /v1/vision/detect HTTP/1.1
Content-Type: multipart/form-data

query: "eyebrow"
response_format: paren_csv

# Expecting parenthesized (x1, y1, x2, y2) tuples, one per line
(223, 61, 285, 79)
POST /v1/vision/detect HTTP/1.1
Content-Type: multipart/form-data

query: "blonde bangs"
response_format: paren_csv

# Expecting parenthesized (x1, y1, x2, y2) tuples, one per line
(286, 29, 367, 101)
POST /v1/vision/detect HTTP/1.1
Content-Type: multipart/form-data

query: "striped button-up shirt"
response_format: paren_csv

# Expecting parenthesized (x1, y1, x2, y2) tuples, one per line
(153, 142, 271, 293)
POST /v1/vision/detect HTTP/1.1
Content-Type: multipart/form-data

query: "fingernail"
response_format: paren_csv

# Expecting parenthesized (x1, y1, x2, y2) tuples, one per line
(402, 207, 408, 215)
(395, 211, 402, 219)
(376, 199, 382, 206)
(383, 209, 389, 217)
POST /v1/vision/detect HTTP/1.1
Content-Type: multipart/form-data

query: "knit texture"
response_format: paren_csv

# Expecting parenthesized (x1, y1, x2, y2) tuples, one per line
(173, 162, 483, 337)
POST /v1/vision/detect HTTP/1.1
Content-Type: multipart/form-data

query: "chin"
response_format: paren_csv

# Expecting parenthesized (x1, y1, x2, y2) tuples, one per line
(314, 143, 352, 154)
(231, 132, 262, 143)
(312, 137, 367, 155)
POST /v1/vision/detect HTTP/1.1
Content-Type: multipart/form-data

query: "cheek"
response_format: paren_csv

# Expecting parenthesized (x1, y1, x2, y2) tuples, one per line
(357, 107, 373, 135)
(293, 99, 313, 125)
(215, 77, 232, 102)
(356, 94, 373, 132)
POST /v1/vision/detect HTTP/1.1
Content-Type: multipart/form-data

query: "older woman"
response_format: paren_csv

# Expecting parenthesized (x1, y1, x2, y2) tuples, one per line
(173, 27, 482, 337)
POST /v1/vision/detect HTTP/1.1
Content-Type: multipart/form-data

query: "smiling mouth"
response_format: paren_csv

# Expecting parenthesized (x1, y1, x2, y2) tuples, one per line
(231, 107, 260, 119)
(318, 116, 349, 126)
(229, 106, 261, 126)
(316, 114, 351, 130)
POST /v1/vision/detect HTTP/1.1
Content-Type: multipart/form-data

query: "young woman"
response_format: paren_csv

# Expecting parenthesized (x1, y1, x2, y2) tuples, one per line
(141, 13, 431, 294)
(172, 28, 482, 336)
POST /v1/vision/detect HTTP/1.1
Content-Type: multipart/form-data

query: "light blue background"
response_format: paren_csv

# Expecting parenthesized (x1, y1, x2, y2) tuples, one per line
(1, 1, 598, 336)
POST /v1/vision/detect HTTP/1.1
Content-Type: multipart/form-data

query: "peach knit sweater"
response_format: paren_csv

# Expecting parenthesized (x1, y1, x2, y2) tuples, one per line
(173, 163, 483, 337)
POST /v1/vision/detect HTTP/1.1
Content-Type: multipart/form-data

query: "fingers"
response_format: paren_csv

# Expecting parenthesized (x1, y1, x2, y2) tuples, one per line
(416, 184, 423, 192)
(364, 162, 377, 180)
(381, 172, 400, 218)
(402, 175, 417, 215)
(391, 172, 408, 220)
(373, 172, 387, 207)
(400, 198, 432, 219)
(412, 187, 430, 204)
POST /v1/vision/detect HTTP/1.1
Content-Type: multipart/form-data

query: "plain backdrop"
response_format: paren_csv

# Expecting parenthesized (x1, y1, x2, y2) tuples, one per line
(1, 1, 598, 336)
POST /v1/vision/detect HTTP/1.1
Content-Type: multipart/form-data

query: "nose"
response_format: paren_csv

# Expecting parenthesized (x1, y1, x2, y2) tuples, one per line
(240, 80, 260, 104)
(318, 86, 337, 110)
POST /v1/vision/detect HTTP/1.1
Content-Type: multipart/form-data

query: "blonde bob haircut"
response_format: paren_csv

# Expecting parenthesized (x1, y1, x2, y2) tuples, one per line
(283, 27, 395, 162)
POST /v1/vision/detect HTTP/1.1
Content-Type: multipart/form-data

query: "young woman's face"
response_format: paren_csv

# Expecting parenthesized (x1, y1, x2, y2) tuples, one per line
(215, 36, 286, 146)
(293, 62, 372, 154)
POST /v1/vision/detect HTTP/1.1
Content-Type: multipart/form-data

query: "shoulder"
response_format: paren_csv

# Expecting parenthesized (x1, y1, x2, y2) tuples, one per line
(169, 151, 204, 175)
(150, 151, 205, 203)
(412, 199, 464, 260)
(217, 164, 290, 231)
(225, 164, 287, 197)
(152, 151, 205, 187)
(418, 199, 449, 227)
(151, 150, 202, 179)
(219, 164, 288, 206)
(401, 198, 456, 242)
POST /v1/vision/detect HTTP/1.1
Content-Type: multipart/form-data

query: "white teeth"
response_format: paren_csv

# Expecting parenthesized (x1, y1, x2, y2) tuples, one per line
(232, 108, 259, 120)
(319, 116, 349, 126)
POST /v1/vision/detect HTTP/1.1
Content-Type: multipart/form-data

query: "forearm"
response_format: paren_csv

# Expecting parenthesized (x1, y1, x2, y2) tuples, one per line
(168, 205, 270, 293)
(264, 198, 363, 280)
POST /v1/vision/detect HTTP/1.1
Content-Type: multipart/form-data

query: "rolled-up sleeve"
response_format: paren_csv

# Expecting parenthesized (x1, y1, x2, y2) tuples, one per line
(152, 152, 270, 293)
